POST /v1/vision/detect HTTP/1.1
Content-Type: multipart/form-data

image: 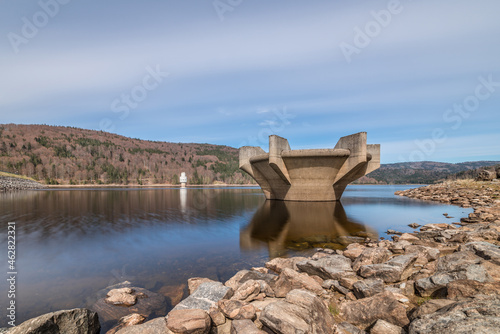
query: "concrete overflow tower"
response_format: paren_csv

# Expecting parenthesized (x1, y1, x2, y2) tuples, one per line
(180, 172, 187, 188)
(239, 132, 380, 201)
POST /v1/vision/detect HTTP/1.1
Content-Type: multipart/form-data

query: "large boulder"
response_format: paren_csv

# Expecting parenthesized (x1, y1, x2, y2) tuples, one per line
(231, 319, 266, 333)
(166, 309, 211, 334)
(352, 247, 392, 272)
(446, 279, 500, 299)
(409, 299, 456, 321)
(339, 291, 409, 329)
(476, 170, 496, 181)
(296, 255, 354, 280)
(225, 270, 277, 292)
(265, 257, 307, 274)
(358, 253, 419, 283)
(459, 242, 500, 266)
(352, 278, 384, 299)
(174, 282, 232, 311)
(260, 289, 335, 334)
(273, 268, 324, 297)
(415, 252, 492, 297)
(8, 308, 100, 334)
(409, 295, 500, 334)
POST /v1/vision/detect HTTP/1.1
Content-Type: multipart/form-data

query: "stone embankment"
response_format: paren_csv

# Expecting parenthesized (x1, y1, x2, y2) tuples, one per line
(0, 175, 46, 191)
(7, 180, 500, 334)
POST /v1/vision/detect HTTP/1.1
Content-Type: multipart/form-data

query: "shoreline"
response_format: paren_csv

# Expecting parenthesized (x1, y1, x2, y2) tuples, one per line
(7, 180, 500, 333)
(45, 183, 259, 189)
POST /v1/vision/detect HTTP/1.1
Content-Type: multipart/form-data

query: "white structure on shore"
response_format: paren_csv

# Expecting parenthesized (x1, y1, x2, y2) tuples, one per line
(180, 172, 187, 188)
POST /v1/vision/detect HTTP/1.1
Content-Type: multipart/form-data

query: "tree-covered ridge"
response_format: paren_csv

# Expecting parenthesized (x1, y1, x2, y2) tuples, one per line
(357, 161, 500, 184)
(0, 124, 253, 185)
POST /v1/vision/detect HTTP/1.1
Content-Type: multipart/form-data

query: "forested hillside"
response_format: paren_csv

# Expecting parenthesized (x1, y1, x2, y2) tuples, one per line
(358, 161, 500, 184)
(0, 124, 253, 185)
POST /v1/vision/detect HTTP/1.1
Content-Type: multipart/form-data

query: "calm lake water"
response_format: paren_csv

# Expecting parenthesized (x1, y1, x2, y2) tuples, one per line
(0, 185, 472, 328)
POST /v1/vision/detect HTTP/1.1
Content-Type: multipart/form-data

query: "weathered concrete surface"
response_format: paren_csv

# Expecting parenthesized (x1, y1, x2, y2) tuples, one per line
(239, 133, 380, 201)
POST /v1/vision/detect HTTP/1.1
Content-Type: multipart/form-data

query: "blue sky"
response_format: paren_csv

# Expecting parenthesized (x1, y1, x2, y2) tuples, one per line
(1, 0, 499, 163)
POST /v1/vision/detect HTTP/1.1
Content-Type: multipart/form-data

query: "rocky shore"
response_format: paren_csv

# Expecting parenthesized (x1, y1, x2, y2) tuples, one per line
(0, 175, 46, 191)
(6, 180, 500, 333)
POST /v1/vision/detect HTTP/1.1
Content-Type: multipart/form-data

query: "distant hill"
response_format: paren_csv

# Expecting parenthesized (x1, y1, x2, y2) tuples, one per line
(357, 161, 500, 184)
(0, 124, 253, 185)
(1, 124, 498, 186)
(445, 163, 500, 181)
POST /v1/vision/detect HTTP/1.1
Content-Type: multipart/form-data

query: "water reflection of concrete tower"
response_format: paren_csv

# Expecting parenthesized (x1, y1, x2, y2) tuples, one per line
(180, 172, 187, 188)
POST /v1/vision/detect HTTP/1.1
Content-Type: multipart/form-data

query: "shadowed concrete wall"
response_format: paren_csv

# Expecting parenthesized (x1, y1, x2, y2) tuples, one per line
(239, 133, 380, 201)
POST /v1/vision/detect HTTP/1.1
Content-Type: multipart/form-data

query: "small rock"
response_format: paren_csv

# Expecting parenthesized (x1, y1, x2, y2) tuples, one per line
(370, 319, 404, 334)
(218, 299, 255, 320)
(231, 279, 273, 302)
(408, 223, 421, 229)
(208, 305, 226, 326)
(106, 288, 137, 306)
(115, 317, 169, 334)
(225, 270, 277, 292)
(107, 313, 147, 334)
(336, 322, 367, 334)
(343, 244, 366, 260)
(231, 319, 266, 333)
(339, 275, 360, 290)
